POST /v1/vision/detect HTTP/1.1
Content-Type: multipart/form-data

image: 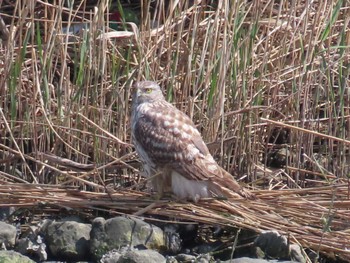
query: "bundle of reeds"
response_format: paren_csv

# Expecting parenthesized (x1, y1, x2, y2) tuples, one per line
(0, 182, 349, 260)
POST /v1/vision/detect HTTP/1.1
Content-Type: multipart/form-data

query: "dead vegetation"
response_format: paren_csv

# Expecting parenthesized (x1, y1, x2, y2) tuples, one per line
(0, 0, 350, 261)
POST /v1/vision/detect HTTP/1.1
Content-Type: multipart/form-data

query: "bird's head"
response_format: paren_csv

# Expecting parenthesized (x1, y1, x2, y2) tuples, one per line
(132, 81, 165, 104)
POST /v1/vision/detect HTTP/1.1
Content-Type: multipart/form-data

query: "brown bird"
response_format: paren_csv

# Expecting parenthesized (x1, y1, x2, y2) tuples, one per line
(131, 81, 253, 202)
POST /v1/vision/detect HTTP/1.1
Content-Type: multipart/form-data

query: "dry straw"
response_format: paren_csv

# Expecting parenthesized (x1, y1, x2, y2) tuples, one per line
(0, 182, 349, 261)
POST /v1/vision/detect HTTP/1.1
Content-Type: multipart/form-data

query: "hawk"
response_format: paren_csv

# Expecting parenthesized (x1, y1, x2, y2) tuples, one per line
(131, 81, 253, 202)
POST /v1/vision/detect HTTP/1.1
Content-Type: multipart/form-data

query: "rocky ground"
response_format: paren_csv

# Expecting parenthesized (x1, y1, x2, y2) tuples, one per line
(0, 206, 309, 263)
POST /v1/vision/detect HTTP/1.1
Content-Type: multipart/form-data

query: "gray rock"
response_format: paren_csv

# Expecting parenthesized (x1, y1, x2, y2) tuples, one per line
(100, 247, 166, 263)
(16, 234, 47, 261)
(195, 253, 211, 263)
(100, 247, 131, 263)
(254, 230, 289, 258)
(165, 256, 178, 263)
(290, 244, 305, 263)
(100, 249, 122, 263)
(90, 216, 165, 260)
(175, 253, 196, 262)
(0, 250, 35, 263)
(222, 258, 296, 263)
(117, 249, 166, 263)
(0, 221, 16, 248)
(254, 230, 305, 262)
(175, 253, 212, 263)
(163, 224, 182, 254)
(0, 207, 16, 221)
(43, 219, 91, 261)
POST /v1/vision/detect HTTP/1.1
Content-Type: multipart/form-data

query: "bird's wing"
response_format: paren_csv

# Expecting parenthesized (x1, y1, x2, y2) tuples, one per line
(133, 100, 219, 181)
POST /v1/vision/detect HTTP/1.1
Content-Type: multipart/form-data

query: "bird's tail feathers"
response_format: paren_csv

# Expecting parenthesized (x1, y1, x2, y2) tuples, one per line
(210, 167, 255, 200)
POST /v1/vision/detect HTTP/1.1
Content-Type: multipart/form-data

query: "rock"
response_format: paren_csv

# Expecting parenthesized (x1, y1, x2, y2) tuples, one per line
(16, 233, 47, 261)
(195, 253, 212, 263)
(0, 207, 16, 221)
(254, 230, 289, 258)
(100, 247, 166, 263)
(175, 254, 196, 262)
(222, 257, 296, 263)
(90, 216, 165, 260)
(290, 244, 305, 263)
(0, 221, 17, 248)
(174, 253, 213, 263)
(16, 224, 47, 261)
(192, 241, 223, 254)
(266, 148, 295, 168)
(254, 230, 305, 262)
(0, 250, 35, 263)
(100, 249, 123, 263)
(163, 224, 182, 254)
(43, 219, 91, 261)
(165, 256, 178, 263)
(117, 249, 166, 263)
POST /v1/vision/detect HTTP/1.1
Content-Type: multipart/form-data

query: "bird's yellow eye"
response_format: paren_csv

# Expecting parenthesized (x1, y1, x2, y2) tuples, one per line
(145, 88, 152, 94)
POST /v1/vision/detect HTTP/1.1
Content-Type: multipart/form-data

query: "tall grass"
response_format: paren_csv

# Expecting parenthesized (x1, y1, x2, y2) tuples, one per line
(0, 0, 349, 189)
